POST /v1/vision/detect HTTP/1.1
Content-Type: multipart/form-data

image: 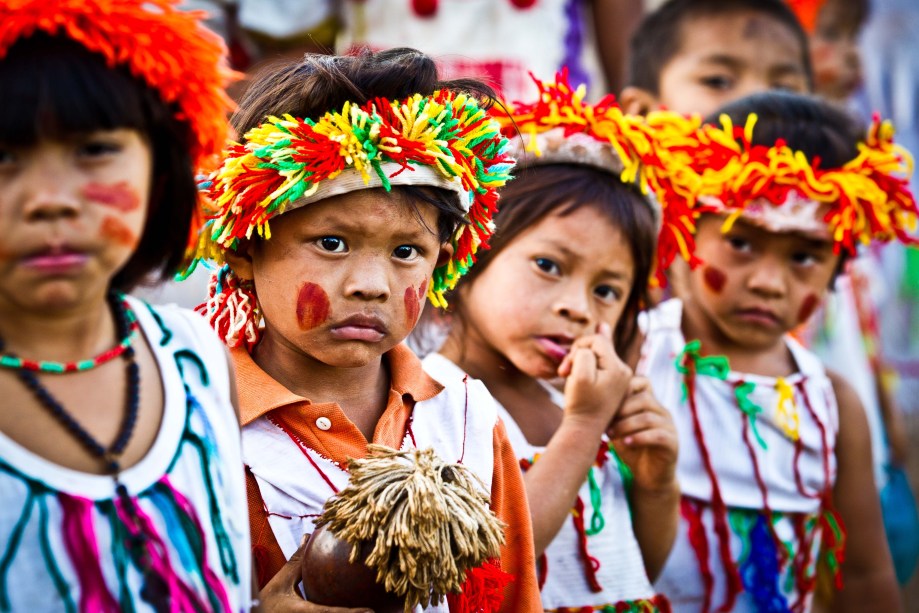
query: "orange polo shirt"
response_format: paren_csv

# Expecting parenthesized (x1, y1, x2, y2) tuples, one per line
(235, 343, 542, 612)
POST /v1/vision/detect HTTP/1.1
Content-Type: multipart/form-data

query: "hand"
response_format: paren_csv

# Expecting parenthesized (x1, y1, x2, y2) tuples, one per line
(607, 376, 678, 494)
(256, 535, 373, 613)
(558, 322, 633, 428)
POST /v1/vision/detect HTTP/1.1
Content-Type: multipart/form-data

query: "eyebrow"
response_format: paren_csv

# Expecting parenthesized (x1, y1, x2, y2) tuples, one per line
(697, 54, 744, 70)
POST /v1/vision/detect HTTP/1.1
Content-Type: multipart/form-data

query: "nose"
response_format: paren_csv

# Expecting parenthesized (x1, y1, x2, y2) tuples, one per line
(21, 156, 81, 223)
(746, 255, 786, 298)
(551, 285, 591, 325)
(342, 253, 391, 302)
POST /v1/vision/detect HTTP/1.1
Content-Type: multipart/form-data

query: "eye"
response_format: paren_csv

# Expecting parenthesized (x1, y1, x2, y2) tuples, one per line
(699, 74, 734, 91)
(0, 148, 15, 167)
(317, 236, 347, 253)
(393, 245, 420, 260)
(594, 284, 623, 303)
(726, 235, 752, 253)
(791, 251, 819, 266)
(77, 140, 122, 159)
(533, 257, 561, 276)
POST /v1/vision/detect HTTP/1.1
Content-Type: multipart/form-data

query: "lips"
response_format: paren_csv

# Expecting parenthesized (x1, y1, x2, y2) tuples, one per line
(20, 246, 89, 275)
(535, 335, 574, 362)
(329, 313, 389, 342)
(734, 307, 781, 328)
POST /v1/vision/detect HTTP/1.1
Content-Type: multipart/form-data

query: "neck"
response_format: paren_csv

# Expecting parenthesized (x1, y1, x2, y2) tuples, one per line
(680, 296, 794, 376)
(251, 332, 390, 419)
(0, 289, 117, 362)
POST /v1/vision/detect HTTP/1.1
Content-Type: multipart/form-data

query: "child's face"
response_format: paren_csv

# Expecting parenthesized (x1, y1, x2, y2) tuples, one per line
(239, 189, 450, 368)
(626, 11, 809, 118)
(0, 129, 151, 312)
(459, 205, 635, 380)
(810, 1, 863, 102)
(685, 214, 840, 350)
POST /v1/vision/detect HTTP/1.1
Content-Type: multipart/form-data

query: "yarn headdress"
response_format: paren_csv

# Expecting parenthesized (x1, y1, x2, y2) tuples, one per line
(0, 0, 237, 259)
(647, 110, 919, 254)
(493, 70, 705, 282)
(0, 0, 236, 170)
(191, 89, 514, 349)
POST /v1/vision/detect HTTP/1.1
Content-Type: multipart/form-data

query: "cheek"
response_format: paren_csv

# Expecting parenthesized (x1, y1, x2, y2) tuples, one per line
(99, 216, 138, 247)
(702, 266, 727, 294)
(403, 279, 428, 328)
(81, 181, 142, 212)
(296, 282, 331, 330)
(797, 293, 820, 324)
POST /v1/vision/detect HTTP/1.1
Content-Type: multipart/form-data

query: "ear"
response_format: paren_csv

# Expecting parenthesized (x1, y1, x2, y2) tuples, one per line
(224, 240, 256, 281)
(436, 243, 455, 269)
(619, 86, 660, 117)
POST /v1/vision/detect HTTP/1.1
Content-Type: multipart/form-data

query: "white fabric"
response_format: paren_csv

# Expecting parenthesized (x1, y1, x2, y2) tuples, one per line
(423, 353, 658, 609)
(640, 299, 839, 612)
(0, 297, 252, 611)
(244, 352, 498, 612)
(336, 0, 607, 103)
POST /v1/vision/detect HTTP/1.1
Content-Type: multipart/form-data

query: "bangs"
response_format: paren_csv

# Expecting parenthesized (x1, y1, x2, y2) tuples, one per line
(0, 33, 150, 145)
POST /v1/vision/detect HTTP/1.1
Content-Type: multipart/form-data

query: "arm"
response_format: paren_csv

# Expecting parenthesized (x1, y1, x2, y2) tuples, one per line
(524, 327, 633, 555)
(827, 371, 902, 613)
(490, 420, 545, 612)
(590, 0, 645, 93)
(608, 377, 680, 580)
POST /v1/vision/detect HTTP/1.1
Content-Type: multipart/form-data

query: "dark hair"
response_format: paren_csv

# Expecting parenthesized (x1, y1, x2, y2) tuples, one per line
(450, 164, 657, 350)
(0, 33, 199, 291)
(704, 90, 863, 281)
(816, 0, 870, 38)
(232, 47, 487, 244)
(626, 0, 813, 95)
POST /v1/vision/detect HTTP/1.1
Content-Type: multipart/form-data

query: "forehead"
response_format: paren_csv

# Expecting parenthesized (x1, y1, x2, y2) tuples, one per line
(698, 214, 834, 246)
(671, 10, 806, 70)
(268, 188, 441, 237)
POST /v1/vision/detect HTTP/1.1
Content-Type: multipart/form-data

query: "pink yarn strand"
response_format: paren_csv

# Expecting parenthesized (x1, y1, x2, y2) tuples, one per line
(58, 493, 121, 613)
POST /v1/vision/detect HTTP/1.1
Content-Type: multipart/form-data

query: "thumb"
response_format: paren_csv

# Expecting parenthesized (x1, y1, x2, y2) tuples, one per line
(269, 533, 310, 593)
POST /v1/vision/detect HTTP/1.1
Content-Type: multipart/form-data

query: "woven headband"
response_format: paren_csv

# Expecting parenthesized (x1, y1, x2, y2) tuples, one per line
(0, 0, 236, 169)
(646, 111, 919, 254)
(494, 71, 705, 281)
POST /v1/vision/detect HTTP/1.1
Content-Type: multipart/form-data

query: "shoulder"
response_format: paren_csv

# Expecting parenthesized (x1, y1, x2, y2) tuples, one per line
(827, 368, 870, 448)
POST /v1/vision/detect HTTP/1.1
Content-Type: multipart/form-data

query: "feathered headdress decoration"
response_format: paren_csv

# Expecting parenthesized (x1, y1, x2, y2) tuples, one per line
(0, 0, 236, 170)
(649, 111, 919, 254)
(493, 71, 706, 281)
(191, 90, 514, 348)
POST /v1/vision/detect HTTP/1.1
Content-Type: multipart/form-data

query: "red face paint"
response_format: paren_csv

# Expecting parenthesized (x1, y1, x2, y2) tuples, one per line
(797, 293, 819, 324)
(404, 286, 422, 328)
(82, 181, 141, 212)
(702, 266, 727, 294)
(297, 282, 330, 330)
(100, 216, 137, 247)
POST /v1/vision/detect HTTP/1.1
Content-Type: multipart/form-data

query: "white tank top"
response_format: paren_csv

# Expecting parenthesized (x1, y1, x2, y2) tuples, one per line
(244, 352, 497, 613)
(640, 299, 841, 613)
(424, 353, 667, 612)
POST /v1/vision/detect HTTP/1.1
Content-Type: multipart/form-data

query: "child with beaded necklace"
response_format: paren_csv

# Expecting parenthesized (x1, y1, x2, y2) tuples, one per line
(640, 92, 909, 612)
(191, 48, 542, 611)
(421, 72, 695, 611)
(0, 0, 264, 610)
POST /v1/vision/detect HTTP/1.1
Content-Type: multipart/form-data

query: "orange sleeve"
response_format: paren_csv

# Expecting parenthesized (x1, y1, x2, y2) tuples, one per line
(491, 419, 543, 612)
(245, 465, 288, 589)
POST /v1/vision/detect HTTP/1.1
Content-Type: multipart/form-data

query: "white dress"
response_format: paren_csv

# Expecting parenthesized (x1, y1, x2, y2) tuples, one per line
(424, 353, 666, 612)
(641, 300, 841, 613)
(0, 296, 252, 612)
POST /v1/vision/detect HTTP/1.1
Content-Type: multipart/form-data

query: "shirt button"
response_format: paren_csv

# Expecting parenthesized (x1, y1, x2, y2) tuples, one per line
(315, 417, 332, 431)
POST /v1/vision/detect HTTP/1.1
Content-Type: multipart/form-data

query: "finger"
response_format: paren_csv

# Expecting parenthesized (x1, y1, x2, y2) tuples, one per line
(628, 376, 651, 396)
(615, 390, 666, 419)
(569, 333, 619, 373)
(264, 533, 310, 595)
(568, 345, 598, 383)
(610, 411, 668, 439)
(617, 427, 678, 450)
(558, 350, 575, 378)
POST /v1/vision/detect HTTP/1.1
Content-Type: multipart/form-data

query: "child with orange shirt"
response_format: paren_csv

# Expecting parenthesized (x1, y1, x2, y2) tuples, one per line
(189, 48, 541, 611)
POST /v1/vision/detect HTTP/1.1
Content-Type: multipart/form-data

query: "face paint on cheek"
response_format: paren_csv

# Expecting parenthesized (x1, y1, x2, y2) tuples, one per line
(702, 266, 727, 294)
(100, 216, 138, 247)
(296, 282, 331, 330)
(797, 293, 820, 324)
(404, 286, 421, 328)
(81, 181, 141, 212)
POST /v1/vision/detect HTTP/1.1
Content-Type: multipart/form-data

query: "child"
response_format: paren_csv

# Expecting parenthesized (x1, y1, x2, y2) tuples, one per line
(0, 0, 254, 610)
(423, 72, 687, 611)
(191, 48, 542, 610)
(620, 0, 811, 119)
(640, 91, 911, 611)
(804, 0, 869, 103)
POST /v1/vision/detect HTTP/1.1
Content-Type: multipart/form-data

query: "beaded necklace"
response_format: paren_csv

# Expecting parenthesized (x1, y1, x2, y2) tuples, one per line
(0, 291, 140, 483)
(0, 295, 139, 373)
